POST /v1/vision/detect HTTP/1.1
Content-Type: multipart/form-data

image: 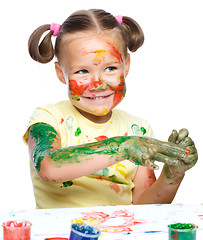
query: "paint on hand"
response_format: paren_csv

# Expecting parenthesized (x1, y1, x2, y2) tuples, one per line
(30, 123, 58, 171)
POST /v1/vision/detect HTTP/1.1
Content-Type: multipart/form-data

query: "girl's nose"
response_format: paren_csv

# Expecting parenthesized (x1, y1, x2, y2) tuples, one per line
(89, 76, 107, 91)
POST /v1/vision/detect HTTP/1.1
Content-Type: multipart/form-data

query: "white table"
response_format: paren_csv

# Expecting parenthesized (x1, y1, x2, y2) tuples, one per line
(0, 204, 203, 240)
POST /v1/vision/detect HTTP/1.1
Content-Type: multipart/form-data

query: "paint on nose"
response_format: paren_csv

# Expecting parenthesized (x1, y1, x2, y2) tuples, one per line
(89, 77, 104, 90)
(93, 78, 102, 88)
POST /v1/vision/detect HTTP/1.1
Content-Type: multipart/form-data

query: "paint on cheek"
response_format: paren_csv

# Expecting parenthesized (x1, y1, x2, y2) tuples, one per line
(112, 74, 125, 91)
(72, 96, 81, 101)
(69, 79, 86, 95)
(113, 91, 124, 106)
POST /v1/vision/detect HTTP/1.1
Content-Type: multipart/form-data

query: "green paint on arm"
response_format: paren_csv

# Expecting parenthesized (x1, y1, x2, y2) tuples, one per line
(30, 123, 58, 171)
(30, 122, 150, 174)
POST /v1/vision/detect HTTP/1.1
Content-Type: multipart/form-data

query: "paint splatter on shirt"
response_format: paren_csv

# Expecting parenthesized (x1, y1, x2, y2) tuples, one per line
(23, 100, 154, 208)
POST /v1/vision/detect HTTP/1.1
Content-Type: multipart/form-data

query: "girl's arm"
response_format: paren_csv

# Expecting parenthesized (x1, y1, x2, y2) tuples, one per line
(28, 123, 192, 184)
(132, 165, 184, 204)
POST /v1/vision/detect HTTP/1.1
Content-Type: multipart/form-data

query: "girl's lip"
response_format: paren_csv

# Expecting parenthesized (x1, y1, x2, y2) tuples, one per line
(82, 93, 114, 99)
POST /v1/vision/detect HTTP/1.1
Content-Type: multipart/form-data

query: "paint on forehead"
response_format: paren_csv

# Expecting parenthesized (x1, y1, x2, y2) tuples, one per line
(106, 42, 123, 63)
(82, 48, 109, 65)
(81, 42, 123, 65)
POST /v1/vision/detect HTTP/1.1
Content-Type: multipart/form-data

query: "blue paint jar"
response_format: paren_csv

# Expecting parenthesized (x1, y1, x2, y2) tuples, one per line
(69, 223, 101, 240)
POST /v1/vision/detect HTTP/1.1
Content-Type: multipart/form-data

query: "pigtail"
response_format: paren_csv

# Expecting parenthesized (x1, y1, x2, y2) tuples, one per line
(28, 24, 55, 63)
(121, 17, 144, 52)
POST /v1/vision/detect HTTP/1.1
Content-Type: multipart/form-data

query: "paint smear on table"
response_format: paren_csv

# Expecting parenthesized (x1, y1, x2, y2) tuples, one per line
(81, 209, 146, 233)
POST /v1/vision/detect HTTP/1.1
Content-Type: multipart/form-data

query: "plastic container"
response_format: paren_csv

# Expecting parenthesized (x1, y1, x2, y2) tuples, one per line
(69, 223, 101, 240)
(2, 221, 31, 240)
(168, 223, 197, 240)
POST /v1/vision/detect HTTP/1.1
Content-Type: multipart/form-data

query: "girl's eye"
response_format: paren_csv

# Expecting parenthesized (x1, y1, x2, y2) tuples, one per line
(75, 69, 88, 74)
(105, 66, 117, 72)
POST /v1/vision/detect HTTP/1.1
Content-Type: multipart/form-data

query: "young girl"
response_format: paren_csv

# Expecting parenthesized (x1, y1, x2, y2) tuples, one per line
(24, 9, 197, 209)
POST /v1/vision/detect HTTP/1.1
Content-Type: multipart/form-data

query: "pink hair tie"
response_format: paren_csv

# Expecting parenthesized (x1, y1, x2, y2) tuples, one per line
(50, 23, 61, 37)
(115, 15, 123, 24)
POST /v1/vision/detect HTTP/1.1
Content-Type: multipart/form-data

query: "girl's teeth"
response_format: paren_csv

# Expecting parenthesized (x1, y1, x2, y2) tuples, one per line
(90, 96, 104, 99)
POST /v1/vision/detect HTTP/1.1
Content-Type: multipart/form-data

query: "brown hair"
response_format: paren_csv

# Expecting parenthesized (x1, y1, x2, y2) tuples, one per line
(28, 9, 144, 64)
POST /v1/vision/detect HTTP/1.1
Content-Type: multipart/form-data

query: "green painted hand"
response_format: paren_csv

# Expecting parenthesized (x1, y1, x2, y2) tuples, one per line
(164, 128, 198, 183)
(120, 136, 189, 170)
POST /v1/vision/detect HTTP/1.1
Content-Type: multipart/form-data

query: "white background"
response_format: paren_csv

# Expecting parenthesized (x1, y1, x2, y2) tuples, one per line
(0, 0, 202, 210)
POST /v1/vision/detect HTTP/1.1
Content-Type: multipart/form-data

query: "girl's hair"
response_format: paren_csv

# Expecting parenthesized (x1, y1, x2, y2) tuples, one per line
(28, 9, 144, 64)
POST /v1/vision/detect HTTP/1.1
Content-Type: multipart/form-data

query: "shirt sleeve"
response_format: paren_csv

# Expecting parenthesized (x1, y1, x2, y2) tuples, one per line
(23, 103, 63, 145)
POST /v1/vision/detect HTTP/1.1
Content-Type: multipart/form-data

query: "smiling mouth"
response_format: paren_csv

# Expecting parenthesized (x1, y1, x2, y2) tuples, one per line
(83, 93, 114, 100)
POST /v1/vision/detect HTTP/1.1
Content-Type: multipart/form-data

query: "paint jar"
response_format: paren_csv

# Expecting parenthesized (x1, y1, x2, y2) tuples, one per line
(2, 221, 32, 240)
(69, 223, 101, 240)
(71, 218, 101, 228)
(168, 223, 197, 240)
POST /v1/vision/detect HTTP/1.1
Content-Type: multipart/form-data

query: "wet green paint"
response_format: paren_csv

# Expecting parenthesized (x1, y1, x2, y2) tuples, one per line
(31, 123, 184, 174)
(168, 223, 197, 240)
(75, 127, 82, 136)
(61, 180, 73, 188)
(30, 123, 58, 171)
(168, 223, 196, 230)
(49, 136, 131, 165)
(141, 127, 147, 135)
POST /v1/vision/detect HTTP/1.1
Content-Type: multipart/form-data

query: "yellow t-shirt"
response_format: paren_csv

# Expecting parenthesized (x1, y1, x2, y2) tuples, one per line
(23, 101, 154, 208)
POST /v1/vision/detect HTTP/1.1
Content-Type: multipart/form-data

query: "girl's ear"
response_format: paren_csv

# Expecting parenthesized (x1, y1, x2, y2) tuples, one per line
(55, 62, 66, 84)
(124, 54, 131, 78)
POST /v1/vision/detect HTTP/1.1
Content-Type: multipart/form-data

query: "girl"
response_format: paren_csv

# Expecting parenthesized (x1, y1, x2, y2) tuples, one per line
(24, 9, 197, 208)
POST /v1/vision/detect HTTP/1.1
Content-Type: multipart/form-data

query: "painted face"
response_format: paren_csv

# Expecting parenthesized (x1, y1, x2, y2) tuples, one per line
(58, 35, 130, 121)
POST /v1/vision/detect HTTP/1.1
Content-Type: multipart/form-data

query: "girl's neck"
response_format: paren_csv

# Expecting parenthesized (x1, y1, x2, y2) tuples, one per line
(75, 107, 112, 124)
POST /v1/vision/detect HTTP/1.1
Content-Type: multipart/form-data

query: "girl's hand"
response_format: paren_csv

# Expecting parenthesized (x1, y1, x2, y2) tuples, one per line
(120, 136, 189, 170)
(164, 128, 198, 183)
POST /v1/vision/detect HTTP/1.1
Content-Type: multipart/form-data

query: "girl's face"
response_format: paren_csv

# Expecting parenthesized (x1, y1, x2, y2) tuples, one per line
(55, 33, 130, 123)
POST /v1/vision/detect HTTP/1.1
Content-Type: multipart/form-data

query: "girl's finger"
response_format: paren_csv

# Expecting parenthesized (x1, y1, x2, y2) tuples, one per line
(185, 153, 198, 165)
(152, 152, 179, 166)
(176, 128, 189, 143)
(157, 142, 187, 160)
(186, 146, 196, 154)
(178, 137, 194, 147)
(144, 159, 159, 170)
(168, 130, 178, 143)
